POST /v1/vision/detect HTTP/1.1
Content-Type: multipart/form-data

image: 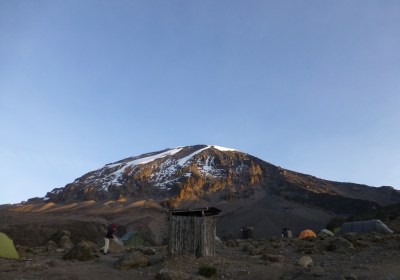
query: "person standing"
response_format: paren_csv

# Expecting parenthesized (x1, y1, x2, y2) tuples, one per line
(101, 224, 117, 255)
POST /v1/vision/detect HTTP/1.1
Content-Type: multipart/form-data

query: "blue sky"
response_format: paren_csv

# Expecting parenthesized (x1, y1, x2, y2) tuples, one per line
(1, 1, 399, 205)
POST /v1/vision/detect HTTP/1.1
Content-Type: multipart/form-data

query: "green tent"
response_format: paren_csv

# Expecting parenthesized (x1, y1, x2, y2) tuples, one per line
(121, 231, 145, 247)
(0, 232, 19, 259)
(340, 219, 393, 234)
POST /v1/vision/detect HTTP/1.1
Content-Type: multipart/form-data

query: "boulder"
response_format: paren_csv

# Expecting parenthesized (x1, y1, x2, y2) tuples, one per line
(46, 240, 58, 252)
(114, 251, 148, 269)
(52, 230, 71, 240)
(58, 235, 73, 250)
(63, 241, 99, 261)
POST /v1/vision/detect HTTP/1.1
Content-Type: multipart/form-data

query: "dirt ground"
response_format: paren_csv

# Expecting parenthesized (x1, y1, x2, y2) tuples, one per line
(1, 234, 400, 280)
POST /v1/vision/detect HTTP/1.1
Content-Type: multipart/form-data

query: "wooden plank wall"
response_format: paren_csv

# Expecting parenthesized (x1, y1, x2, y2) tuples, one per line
(168, 215, 216, 257)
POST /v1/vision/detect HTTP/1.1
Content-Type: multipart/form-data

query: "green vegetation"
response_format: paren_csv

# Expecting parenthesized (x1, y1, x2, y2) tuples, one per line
(199, 265, 217, 278)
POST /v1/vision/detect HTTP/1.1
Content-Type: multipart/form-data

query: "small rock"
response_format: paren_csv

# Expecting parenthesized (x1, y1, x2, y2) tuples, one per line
(298, 256, 313, 268)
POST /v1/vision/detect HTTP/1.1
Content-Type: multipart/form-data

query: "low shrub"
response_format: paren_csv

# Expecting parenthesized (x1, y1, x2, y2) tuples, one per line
(199, 265, 217, 278)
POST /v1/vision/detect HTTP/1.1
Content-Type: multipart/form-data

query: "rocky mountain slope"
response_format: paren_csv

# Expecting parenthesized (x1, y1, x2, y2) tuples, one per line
(42, 145, 268, 204)
(4, 144, 400, 241)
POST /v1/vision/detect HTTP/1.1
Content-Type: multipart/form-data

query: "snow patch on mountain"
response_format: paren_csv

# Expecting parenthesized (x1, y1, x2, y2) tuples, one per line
(178, 146, 210, 166)
(211, 145, 236, 152)
(72, 145, 238, 192)
(106, 147, 183, 169)
(177, 145, 235, 166)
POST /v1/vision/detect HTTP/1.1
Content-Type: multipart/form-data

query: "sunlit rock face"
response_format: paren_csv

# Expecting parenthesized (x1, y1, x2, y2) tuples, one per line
(44, 145, 270, 203)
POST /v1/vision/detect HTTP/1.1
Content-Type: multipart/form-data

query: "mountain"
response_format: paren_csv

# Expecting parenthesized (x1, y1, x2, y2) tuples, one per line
(5, 144, 400, 242)
(43, 144, 274, 206)
(40, 144, 400, 210)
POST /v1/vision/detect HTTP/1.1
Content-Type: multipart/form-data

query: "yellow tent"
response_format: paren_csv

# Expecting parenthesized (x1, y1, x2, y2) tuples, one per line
(0, 232, 19, 259)
(299, 229, 317, 239)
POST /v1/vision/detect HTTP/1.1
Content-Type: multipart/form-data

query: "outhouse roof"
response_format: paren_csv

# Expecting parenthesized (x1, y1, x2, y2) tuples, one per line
(171, 207, 222, 217)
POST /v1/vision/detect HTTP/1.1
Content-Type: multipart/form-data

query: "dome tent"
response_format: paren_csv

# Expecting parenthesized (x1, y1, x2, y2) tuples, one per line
(299, 229, 317, 239)
(121, 231, 145, 247)
(318, 229, 334, 237)
(0, 232, 19, 259)
(340, 219, 393, 234)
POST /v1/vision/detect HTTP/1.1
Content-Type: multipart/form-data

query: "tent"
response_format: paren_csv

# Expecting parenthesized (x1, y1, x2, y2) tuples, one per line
(318, 229, 334, 238)
(121, 231, 145, 247)
(299, 229, 317, 239)
(340, 219, 393, 234)
(0, 232, 19, 259)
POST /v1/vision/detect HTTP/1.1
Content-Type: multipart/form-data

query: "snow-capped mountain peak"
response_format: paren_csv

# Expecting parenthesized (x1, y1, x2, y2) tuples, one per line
(46, 145, 248, 202)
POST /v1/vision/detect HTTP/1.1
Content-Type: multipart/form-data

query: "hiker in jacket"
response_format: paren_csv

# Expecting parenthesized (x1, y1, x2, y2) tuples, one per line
(101, 224, 117, 254)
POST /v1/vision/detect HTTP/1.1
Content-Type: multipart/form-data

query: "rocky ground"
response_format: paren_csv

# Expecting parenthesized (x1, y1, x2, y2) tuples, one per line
(1, 232, 400, 280)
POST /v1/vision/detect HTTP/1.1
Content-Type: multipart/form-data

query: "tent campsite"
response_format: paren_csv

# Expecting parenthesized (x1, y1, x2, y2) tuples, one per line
(0, 232, 19, 259)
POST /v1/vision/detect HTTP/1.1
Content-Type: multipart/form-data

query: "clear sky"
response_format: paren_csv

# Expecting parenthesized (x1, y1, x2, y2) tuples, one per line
(1, 1, 399, 205)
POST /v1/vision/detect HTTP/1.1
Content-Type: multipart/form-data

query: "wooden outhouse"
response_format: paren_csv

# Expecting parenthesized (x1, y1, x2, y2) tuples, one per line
(168, 207, 222, 257)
